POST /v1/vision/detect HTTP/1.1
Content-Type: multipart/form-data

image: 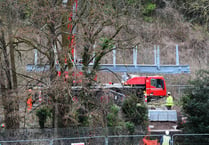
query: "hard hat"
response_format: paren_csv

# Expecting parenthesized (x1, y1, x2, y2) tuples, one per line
(165, 130, 169, 135)
(168, 92, 171, 95)
(1, 123, 5, 128)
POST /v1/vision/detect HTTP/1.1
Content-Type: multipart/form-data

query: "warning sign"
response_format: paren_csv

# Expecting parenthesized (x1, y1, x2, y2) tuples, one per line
(71, 143, 84, 145)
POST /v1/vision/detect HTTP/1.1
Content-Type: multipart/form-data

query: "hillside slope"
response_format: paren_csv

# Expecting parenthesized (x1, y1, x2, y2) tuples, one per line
(99, 1, 209, 83)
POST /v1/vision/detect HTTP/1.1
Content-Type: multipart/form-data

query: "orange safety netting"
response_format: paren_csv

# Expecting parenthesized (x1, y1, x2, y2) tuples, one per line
(142, 136, 160, 145)
(139, 127, 160, 145)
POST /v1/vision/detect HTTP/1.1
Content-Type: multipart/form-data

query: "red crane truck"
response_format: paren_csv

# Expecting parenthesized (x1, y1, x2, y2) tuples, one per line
(99, 75, 167, 102)
(124, 76, 167, 97)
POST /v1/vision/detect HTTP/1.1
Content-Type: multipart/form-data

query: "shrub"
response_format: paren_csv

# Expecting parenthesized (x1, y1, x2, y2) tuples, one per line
(125, 121, 135, 134)
(122, 96, 148, 130)
(36, 106, 52, 128)
(142, 3, 156, 16)
(175, 0, 209, 29)
(77, 107, 89, 126)
(107, 104, 120, 127)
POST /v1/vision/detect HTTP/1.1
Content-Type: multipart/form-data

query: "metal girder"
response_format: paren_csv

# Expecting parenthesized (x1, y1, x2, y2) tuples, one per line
(26, 64, 50, 72)
(79, 64, 190, 74)
(26, 64, 190, 74)
(26, 45, 190, 74)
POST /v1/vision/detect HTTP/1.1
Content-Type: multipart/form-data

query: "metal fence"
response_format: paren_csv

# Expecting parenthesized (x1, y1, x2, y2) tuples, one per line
(0, 134, 209, 145)
(172, 134, 209, 145)
(166, 85, 191, 99)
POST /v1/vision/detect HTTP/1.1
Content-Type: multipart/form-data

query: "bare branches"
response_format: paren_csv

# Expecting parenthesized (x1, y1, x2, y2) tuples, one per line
(15, 37, 50, 59)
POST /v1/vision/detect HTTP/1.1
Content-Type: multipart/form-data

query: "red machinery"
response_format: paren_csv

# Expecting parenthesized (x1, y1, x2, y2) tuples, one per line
(124, 76, 167, 97)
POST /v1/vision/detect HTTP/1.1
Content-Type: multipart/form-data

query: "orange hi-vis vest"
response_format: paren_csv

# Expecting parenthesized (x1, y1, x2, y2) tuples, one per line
(27, 97, 32, 111)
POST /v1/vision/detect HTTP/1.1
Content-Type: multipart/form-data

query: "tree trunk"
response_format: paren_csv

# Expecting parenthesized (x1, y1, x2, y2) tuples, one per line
(0, 29, 20, 129)
(9, 37, 17, 89)
(8, 34, 20, 129)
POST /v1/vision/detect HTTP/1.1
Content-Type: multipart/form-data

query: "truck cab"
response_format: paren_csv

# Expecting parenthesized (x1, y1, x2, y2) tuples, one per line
(124, 76, 167, 98)
(145, 76, 167, 97)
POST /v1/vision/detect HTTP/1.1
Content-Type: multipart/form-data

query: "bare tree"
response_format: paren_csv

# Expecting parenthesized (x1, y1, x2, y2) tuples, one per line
(0, 0, 23, 129)
(0, 0, 139, 129)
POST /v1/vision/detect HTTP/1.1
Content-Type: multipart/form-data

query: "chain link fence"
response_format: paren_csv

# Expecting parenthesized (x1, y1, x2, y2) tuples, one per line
(0, 128, 208, 145)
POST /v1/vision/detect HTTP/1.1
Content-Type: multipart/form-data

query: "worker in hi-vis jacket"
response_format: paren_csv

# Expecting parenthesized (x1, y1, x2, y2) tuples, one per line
(160, 130, 171, 145)
(166, 92, 173, 110)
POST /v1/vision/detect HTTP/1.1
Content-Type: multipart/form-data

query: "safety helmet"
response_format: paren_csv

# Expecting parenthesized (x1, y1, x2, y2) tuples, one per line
(165, 130, 169, 135)
(1, 123, 5, 128)
(168, 92, 171, 95)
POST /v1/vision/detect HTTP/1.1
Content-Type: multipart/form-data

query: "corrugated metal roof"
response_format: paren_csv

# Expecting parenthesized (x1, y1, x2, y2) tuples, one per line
(148, 110, 177, 121)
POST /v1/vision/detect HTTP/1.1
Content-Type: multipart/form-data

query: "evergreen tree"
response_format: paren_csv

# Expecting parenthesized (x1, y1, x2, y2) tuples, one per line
(182, 69, 209, 133)
(122, 96, 148, 131)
